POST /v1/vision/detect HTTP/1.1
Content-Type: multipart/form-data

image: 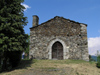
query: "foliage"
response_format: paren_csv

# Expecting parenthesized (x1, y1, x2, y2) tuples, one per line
(97, 55, 100, 68)
(89, 55, 95, 62)
(97, 55, 100, 62)
(0, 0, 28, 52)
(89, 55, 92, 61)
(24, 35, 30, 59)
(96, 62, 100, 68)
(0, 0, 28, 71)
(96, 50, 100, 68)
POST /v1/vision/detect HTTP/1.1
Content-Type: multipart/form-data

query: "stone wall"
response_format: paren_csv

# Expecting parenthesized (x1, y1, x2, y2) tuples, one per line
(29, 16, 89, 61)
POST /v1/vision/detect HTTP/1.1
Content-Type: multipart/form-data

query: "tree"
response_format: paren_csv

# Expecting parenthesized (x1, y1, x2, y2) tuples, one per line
(24, 34, 30, 59)
(0, 0, 28, 71)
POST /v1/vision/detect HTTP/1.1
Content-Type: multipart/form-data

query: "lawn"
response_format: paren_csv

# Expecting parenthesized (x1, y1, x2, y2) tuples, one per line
(1, 59, 100, 75)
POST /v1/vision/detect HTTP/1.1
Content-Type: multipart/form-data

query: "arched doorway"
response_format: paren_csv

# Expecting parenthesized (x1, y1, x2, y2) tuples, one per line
(52, 41, 63, 59)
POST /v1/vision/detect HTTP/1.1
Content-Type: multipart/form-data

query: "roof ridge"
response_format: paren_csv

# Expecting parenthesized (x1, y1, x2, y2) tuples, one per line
(30, 16, 87, 29)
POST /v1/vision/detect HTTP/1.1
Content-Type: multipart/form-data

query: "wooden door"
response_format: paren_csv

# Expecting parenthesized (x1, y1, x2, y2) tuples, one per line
(52, 41, 63, 59)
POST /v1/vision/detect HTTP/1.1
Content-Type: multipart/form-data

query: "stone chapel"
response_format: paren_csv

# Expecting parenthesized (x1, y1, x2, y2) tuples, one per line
(29, 15, 89, 61)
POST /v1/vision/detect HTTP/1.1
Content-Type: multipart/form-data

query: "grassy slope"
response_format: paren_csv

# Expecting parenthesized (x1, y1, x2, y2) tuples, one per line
(1, 59, 100, 75)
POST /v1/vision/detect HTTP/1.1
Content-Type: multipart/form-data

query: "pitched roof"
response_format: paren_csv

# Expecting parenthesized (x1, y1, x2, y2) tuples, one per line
(30, 16, 87, 29)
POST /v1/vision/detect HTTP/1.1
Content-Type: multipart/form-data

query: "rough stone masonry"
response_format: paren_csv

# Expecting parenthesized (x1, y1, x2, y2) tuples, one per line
(29, 15, 89, 61)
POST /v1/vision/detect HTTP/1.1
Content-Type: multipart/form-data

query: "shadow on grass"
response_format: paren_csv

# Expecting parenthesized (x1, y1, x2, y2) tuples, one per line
(13, 59, 34, 70)
(0, 59, 36, 73)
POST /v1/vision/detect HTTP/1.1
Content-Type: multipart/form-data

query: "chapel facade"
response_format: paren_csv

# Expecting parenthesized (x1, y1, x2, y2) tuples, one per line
(29, 15, 89, 61)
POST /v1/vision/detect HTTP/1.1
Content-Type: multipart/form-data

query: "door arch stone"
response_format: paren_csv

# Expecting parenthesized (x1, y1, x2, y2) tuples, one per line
(47, 38, 69, 59)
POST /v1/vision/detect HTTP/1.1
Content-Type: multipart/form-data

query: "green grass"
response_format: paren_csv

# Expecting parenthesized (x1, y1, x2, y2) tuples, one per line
(1, 59, 98, 75)
(51, 59, 88, 64)
(34, 59, 93, 64)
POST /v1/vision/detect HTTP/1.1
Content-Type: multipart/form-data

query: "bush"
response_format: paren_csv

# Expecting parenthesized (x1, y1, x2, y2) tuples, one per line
(97, 55, 100, 68)
(97, 56, 100, 62)
(96, 62, 100, 68)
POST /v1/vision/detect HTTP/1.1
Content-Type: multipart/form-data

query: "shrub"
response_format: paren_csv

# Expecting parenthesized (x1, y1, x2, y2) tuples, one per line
(97, 55, 100, 68)
(96, 62, 100, 68)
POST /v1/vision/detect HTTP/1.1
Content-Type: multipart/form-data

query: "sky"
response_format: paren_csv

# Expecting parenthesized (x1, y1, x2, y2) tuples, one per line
(22, 0, 100, 56)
